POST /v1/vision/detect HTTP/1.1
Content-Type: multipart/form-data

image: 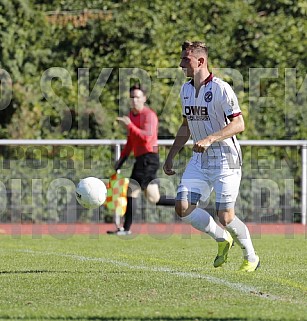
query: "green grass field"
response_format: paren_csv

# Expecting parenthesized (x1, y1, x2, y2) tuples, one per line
(0, 233, 306, 321)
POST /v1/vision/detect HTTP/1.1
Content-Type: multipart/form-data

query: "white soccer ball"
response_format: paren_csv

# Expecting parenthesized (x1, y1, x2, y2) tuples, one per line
(75, 177, 107, 209)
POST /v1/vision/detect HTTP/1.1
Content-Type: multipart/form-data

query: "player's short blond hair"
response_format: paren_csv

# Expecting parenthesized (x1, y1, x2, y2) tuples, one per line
(181, 41, 208, 57)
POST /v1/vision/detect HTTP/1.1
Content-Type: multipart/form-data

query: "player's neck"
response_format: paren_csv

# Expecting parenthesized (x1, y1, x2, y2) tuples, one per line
(193, 69, 211, 89)
(131, 105, 145, 115)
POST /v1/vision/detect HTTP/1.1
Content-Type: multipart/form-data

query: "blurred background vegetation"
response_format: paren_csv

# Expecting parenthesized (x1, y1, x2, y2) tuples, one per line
(0, 0, 306, 223)
(1, 0, 306, 140)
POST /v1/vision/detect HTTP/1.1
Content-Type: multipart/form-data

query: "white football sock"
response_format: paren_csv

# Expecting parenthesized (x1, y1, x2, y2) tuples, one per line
(226, 216, 257, 262)
(181, 208, 228, 242)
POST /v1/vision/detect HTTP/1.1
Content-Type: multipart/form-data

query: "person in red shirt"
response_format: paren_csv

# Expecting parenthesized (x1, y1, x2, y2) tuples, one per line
(107, 84, 174, 235)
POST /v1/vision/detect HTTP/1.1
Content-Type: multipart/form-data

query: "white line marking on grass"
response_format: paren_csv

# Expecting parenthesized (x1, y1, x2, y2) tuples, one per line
(16, 249, 279, 301)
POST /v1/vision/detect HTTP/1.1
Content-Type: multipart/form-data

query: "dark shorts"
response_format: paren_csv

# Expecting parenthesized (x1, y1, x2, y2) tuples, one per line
(130, 153, 160, 190)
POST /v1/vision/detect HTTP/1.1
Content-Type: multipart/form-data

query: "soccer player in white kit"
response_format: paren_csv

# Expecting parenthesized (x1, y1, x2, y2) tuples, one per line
(163, 41, 260, 271)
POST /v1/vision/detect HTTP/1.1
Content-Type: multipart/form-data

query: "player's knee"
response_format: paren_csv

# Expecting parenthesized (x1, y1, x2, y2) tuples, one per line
(128, 180, 141, 198)
(175, 191, 201, 217)
(175, 200, 189, 217)
(146, 193, 160, 204)
(145, 182, 160, 204)
(217, 209, 235, 226)
(218, 216, 227, 226)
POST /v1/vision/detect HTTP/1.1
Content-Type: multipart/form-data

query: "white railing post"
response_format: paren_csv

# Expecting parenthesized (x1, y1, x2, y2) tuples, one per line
(114, 143, 121, 162)
(113, 143, 122, 228)
(301, 145, 307, 225)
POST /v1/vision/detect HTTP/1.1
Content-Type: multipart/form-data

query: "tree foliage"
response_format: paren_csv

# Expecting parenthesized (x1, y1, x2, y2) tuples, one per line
(1, 0, 305, 140)
(0, 0, 305, 222)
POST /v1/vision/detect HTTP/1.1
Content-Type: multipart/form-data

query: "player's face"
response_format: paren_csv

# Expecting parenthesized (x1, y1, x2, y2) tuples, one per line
(130, 89, 146, 113)
(180, 50, 199, 77)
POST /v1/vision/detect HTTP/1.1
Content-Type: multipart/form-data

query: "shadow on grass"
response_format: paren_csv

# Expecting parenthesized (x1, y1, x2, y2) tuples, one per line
(0, 270, 75, 274)
(0, 270, 134, 274)
(3, 315, 294, 321)
(0, 315, 250, 321)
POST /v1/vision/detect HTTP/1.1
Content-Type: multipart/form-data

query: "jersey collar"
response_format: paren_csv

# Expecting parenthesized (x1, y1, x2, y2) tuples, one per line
(190, 73, 213, 87)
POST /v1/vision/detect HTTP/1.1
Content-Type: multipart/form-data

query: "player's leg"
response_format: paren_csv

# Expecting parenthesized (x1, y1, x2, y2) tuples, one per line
(145, 180, 176, 206)
(142, 153, 175, 206)
(122, 179, 141, 233)
(226, 216, 260, 271)
(215, 169, 260, 271)
(175, 160, 230, 244)
(213, 205, 235, 268)
(141, 152, 160, 204)
(144, 182, 160, 204)
(119, 155, 149, 234)
(176, 195, 233, 264)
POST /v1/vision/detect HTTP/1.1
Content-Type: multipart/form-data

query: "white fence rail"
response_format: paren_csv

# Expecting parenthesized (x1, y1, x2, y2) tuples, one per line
(0, 139, 306, 225)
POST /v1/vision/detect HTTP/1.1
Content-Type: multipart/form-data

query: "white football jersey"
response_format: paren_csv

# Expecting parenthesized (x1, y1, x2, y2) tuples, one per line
(180, 74, 242, 166)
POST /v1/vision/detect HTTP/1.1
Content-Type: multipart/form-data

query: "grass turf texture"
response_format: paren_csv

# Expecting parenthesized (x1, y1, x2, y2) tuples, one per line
(0, 234, 306, 321)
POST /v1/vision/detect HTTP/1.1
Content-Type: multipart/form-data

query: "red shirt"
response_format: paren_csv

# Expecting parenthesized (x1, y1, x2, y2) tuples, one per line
(120, 106, 158, 158)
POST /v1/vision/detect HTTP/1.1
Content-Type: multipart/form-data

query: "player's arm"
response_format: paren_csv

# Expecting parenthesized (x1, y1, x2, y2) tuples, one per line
(114, 156, 128, 171)
(193, 114, 244, 153)
(163, 117, 190, 175)
(128, 112, 157, 141)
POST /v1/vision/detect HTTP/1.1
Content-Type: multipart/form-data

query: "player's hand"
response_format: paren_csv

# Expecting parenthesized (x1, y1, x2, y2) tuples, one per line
(193, 139, 210, 153)
(117, 116, 131, 126)
(163, 159, 176, 176)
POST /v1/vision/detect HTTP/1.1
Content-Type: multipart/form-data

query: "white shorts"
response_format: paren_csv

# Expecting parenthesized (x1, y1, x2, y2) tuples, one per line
(176, 155, 241, 209)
